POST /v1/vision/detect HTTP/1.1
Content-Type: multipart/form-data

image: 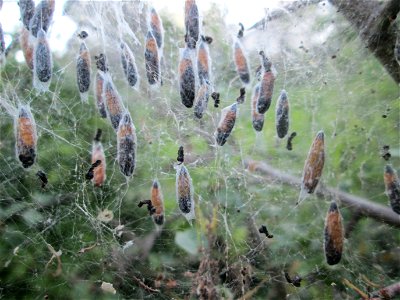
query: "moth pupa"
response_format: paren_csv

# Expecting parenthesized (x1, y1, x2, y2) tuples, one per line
(76, 32, 91, 102)
(149, 7, 164, 50)
(16, 105, 37, 168)
(215, 102, 238, 146)
(251, 83, 264, 132)
(0, 22, 5, 66)
(19, 27, 34, 69)
(94, 54, 108, 118)
(103, 74, 125, 131)
(193, 82, 209, 119)
(275, 90, 289, 138)
(151, 179, 165, 225)
(184, 0, 199, 49)
(179, 47, 195, 108)
(324, 202, 344, 265)
(120, 41, 138, 88)
(19, 0, 35, 30)
(175, 163, 195, 222)
(117, 112, 137, 177)
(144, 30, 160, 85)
(197, 35, 212, 85)
(33, 29, 52, 92)
(233, 40, 250, 84)
(29, 0, 55, 38)
(384, 165, 400, 214)
(298, 131, 325, 204)
(257, 51, 275, 114)
(91, 129, 106, 187)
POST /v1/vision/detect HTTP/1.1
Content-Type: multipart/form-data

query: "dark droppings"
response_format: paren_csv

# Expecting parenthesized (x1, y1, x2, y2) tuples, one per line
(211, 92, 220, 108)
(85, 160, 101, 181)
(177, 146, 184, 164)
(258, 225, 273, 238)
(36, 170, 48, 188)
(286, 132, 297, 151)
(138, 200, 156, 215)
(285, 272, 301, 287)
(236, 87, 246, 104)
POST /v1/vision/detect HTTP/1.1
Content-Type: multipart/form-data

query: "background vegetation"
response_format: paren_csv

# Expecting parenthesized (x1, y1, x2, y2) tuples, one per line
(0, 1, 399, 299)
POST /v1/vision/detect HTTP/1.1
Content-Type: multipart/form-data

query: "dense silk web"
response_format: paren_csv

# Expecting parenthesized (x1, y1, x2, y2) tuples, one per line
(0, 1, 399, 299)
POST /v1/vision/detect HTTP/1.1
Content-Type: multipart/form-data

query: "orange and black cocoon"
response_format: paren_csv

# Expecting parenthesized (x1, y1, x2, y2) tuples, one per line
(194, 82, 209, 119)
(149, 7, 163, 49)
(197, 36, 212, 85)
(301, 131, 325, 194)
(16, 106, 37, 168)
(216, 103, 238, 146)
(91, 140, 106, 187)
(324, 202, 344, 265)
(275, 90, 289, 138)
(179, 47, 195, 108)
(144, 30, 160, 85)
(251, 83, 264, 132)
(103, 76, 125, 130)
(184, 0, 199, 49)
(176, 164, 193, 214)
(384, 165, 400, 214)
(117, 112, 137, 177)
(34, 29, 52, 83)
(77, 41, 91, 93)
(19, 27, 34, 69)
(29, 0, 55, 37)
(151, 180, 164, 225)
(94, 71, 107, 118)
(19, 0, 35, 30)
(120, 42, 138, 87)
(257, 53, 275, 114)
(233, 41, 250, 84)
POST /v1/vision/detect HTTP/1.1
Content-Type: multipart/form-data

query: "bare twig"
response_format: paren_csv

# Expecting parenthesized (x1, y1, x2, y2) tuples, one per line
(370, 281, 400, 299)
(78, 243, 98, 254)
(342, 278, 368, 299)
(244, 159, 400, 228)
(132, 276, 160, 293)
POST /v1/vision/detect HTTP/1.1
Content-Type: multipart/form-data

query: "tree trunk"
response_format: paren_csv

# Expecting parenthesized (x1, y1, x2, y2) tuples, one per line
(329, 0, 400, 84)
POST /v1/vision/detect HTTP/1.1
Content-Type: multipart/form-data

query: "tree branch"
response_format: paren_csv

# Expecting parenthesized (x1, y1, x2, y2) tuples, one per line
(329, 0, 400, 84)
(370, 281, 400, 299)
(244, 159, 400, 228)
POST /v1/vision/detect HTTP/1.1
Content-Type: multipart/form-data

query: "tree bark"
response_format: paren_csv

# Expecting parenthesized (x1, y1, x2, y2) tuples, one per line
(244, 159, 400, 228)
(329, 0, 400, 84)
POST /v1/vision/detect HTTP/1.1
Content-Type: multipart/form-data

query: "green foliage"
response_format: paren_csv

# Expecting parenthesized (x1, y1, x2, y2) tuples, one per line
(0, 2, 399, 299)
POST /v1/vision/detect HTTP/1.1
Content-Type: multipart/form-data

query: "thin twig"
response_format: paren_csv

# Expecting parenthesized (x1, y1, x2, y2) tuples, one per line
(342, 278, 368, 299)
(244, 159, 400, 228)
(132, 276, 160, 293)
(370, 281, 400, 299)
